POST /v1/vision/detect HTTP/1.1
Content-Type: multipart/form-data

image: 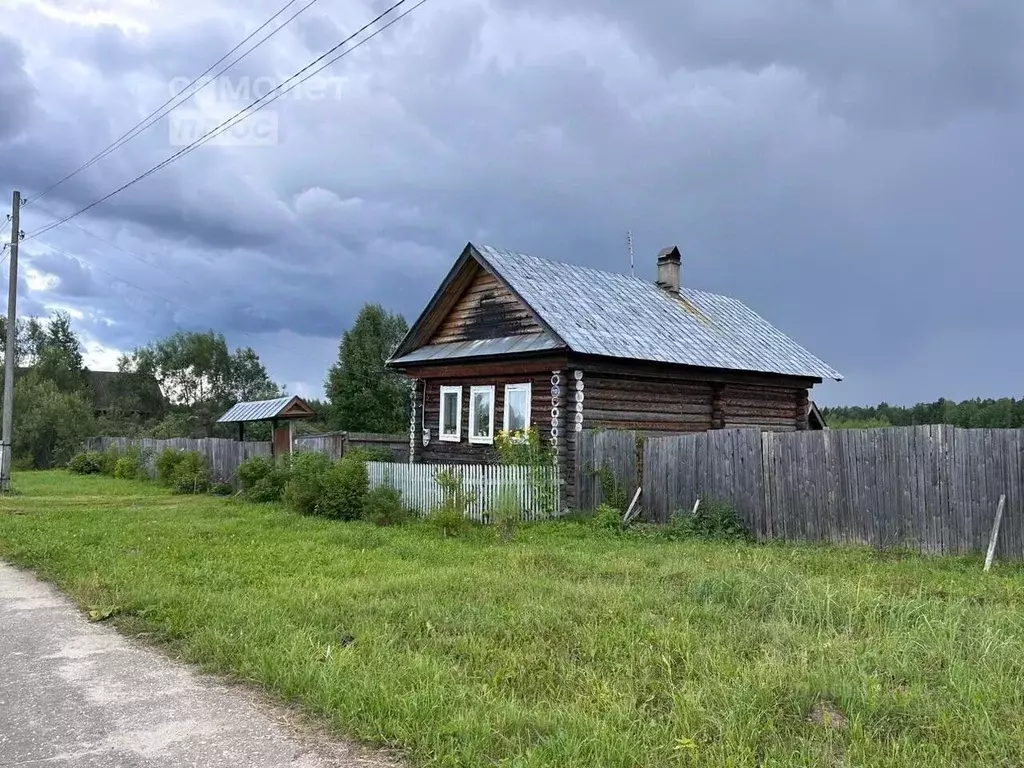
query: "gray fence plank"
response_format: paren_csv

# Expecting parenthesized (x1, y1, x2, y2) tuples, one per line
(606, 425, 1024, 560)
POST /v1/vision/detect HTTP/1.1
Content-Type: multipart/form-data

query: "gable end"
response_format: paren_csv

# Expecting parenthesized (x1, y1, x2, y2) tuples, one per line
(430, 268, 544, 344)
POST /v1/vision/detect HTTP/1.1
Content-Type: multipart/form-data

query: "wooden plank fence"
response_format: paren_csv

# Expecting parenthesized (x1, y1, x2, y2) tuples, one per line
(578, 426, 1024, 560)
(85, 431, 407, 484)
(367, 462, 561, 522)
(574, 429, 639, 510)
(84, 436, 271, 482)
(293, 433, 408, 462)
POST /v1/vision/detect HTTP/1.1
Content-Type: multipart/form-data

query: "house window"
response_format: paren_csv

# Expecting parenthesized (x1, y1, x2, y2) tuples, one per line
(469, 386, 496, 444)
(504, 383, 532, 433)
(439, 386, 462, 442)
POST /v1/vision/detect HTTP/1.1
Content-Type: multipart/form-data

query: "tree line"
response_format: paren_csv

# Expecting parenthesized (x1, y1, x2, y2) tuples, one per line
(822, 399, 1024, 430)
(0, 303, 410, 468)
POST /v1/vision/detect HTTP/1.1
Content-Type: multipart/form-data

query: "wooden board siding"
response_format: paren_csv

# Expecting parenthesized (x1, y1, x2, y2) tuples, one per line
(421, 371, 553, 464)
(429, 270, 544, 344)
(581, 373, 716, 434)
(721, 383, 807, 431)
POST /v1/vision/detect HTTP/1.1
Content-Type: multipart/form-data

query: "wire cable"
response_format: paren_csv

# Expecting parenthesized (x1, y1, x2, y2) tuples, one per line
(30, 201, 196, 290)
(28, 238, 309, 358)
(28, 0, 322, 204)
(26, 0, 426, 240)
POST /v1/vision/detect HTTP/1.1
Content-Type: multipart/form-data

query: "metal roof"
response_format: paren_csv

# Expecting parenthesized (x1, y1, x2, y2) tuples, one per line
(473, 244, 843, 381)
(390, 333, 562, 366)
(217, 396, 302, 423)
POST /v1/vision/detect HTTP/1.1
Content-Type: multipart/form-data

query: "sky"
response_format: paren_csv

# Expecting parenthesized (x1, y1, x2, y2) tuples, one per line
(1, 0, 1022, 406)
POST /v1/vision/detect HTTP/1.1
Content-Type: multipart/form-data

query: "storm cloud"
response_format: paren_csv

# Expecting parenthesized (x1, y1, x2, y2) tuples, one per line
(0, 0, 1021, 403)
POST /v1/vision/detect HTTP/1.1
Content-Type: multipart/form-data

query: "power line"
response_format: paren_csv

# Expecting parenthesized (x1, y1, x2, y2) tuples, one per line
(29, 201, 196, 290)
(26, 0, 427, 240)
(28, 0, 322, 204)
(28, 238, 308, 359)
(33, 238, 186, 309)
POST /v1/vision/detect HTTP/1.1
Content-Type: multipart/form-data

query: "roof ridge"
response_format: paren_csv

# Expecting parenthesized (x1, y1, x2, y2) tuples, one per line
(472, 242, 842, 381)
(476, 243, 739, 300)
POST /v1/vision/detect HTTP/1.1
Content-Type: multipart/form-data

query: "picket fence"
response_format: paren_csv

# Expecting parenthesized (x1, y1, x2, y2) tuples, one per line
(366, 462, 561, 522)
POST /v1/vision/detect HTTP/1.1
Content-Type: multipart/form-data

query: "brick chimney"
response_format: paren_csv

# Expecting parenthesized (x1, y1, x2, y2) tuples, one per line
(656, 246, 681, 292)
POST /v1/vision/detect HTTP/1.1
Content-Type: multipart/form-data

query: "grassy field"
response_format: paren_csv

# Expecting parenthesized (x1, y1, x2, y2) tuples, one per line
(2, 472, 1024, 767)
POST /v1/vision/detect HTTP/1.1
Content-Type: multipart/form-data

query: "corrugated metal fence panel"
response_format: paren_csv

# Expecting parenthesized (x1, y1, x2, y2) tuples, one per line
(367, 461, 560, 522)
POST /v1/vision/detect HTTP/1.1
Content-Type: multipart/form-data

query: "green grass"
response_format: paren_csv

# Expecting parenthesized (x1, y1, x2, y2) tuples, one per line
(2, 472, 1024, 767)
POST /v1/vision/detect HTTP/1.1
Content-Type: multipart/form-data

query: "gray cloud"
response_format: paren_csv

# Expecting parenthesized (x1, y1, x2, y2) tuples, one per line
(0, 1, 1022, 405)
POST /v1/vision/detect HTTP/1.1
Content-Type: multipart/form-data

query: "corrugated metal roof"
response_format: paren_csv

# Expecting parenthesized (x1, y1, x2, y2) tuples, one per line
(474, 244, 843, 381)
(390, 333, 562, 365)
(217, 396, 297, 423)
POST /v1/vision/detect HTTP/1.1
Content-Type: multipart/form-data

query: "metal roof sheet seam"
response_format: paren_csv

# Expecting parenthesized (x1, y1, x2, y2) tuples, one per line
(473, 244, 842, 381)
(217, 396, 296, 423)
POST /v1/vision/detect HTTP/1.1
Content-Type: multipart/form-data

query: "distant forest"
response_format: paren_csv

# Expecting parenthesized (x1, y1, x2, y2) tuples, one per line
(822, 398, 1024, 429)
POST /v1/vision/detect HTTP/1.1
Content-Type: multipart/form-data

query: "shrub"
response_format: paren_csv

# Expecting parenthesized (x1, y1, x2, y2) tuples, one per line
(667, 499, 751, 542)
(316, 456, 369, 520)
(210, 481, 235, 496)
(99, 447, 123, 476)
(171, 451, 211, 495)
(114, 455, 143, 480)
(247, 471, 289, 503)
(67, 451, 103, 475)
(491, 483, 521, 542)
(155, 449, 187, 487)
(237, 455, 274, 489)
(595, 462, 629, 512)
(283, 452, 333, 515)
(237, 455, 289, 502)
(591, 503, 623, 531)
(346, 446, 395, 463)
(428, 470, 476, 537)
(363, 483, 411, 527)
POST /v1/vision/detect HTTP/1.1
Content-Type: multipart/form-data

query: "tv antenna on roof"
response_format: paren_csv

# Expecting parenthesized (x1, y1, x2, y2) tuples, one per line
(627, 230, 634, 277)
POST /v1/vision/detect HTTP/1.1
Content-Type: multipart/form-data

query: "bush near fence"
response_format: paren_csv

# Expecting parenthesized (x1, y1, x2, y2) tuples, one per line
(85, 432, 406, 484)
(576, 426, 1024, 560)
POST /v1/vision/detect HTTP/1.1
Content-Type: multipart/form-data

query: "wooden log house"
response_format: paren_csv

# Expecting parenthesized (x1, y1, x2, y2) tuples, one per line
(388, 243, 841, 506)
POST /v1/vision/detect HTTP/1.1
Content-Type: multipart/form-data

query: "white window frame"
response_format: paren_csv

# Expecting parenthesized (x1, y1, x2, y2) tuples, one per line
(468, 385, 496, 445)
(438, 386, 462, 442)
(503, 383, 532, 433)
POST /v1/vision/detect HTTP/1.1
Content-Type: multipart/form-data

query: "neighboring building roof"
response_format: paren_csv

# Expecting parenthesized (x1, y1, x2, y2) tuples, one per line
(87, 370, 165, 414)
(392, 243, 842, 381)
(14, 367, 165, 415)
(217, 395, 315, 424)
(808, 401, 828, 430)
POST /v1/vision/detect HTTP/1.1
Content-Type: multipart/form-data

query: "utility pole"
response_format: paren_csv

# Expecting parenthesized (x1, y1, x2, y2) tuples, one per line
(1, 191, 20, 492)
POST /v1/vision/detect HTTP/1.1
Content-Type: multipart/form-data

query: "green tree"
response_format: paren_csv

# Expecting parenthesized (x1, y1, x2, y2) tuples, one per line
(227, 347, 281, 402)
(325, 304, 409, 433)
(123, 331, 278, 437)
(12, 372, 95, 468)
(32, 311, 87, 393)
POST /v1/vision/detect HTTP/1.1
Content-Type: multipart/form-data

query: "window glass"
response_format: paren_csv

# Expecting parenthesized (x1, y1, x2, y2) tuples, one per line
(469, 386, 495, 443)
(439, 386, 461, 441)
(504, 383, 531, 432)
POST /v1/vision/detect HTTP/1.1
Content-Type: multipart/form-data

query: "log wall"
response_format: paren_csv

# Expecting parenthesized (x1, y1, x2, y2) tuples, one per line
(420, 371, 552, 464)
(429, 270, 543, 344)
(581, 373, 716, 433)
